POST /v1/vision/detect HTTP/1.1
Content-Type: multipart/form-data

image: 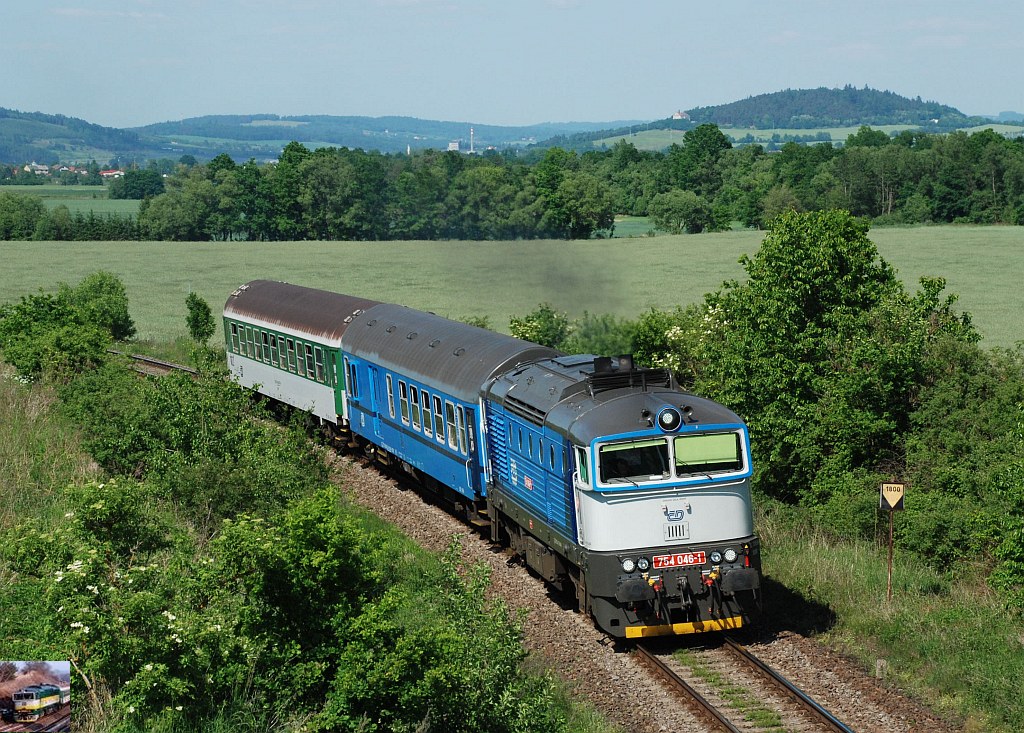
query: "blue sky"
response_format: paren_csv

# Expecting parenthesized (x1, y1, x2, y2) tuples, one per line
(3, 0, 1023, 128)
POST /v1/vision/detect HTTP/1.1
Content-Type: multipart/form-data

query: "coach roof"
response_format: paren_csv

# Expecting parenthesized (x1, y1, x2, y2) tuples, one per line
(224, 280, 381, 342)
(342, 303, 559, 403)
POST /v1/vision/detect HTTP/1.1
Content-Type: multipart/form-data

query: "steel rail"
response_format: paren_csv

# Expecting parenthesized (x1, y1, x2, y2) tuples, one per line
(108, 349, 199, 375)
(633, 643, 742, 733)
(722, 635, 855, 733)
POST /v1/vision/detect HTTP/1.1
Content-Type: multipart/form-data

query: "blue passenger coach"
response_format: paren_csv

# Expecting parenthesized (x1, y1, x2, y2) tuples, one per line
(340, 303, 557, 506)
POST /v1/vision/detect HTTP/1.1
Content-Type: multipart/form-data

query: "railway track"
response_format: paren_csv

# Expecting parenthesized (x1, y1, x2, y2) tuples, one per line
(634, 636, 855, 733)
(0, 706, 71, 732)
(109, 350, 198, 377)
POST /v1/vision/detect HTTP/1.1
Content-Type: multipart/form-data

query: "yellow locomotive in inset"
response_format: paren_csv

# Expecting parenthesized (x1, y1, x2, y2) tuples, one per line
(12, 683, 70, 722)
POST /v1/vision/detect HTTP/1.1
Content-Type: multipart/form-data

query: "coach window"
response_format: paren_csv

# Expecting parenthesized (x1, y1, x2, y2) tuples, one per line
(314, 347, 325, 382)
(433, 395, 445, 442)
(385, 375, 395, 418)
(421, 390, 433, 437)
(270, 335, 279, 365)
(456, 406, 468, 454)
(286, 339, 296, 372)
(244, 326, 253, 357)
(399, 381, 410, 425)
(410, 386, 421, 431)
(230, 323, 240, 353)
(327, 352, 336, 385)
(256, 331, 265, 361)
(445, 401, 458, 450)
(304, 345, 315, 378)
(343, 357, 356, 397)
(295, 341, 305, 376)
(467, 418, 475, 454)
(280, 342, 288, 370)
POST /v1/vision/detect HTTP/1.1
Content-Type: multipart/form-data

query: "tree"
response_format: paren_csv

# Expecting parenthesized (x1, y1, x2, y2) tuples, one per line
(0, 190, 47, 239)
(649, 189, 714, 234)
(108, 169, 165, 199)
(509, 304, 571, 349)
(186, 292, 215, 344)
(61, 270, 136, 341)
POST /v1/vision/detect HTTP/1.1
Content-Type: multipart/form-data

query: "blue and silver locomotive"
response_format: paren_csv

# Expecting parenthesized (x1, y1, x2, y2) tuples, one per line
(224, 281, 761, 638)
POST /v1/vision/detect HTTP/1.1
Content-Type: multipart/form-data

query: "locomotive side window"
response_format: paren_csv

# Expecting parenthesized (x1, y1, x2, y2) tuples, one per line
(286, 339, 296, 372)
(673, 432, 743, 476)
(399, 381, 410, 425)
(445, 401, 458, 449)
(575, 446, 590, 486)
(421, 390, 433, 437)
(305, 344, 315, 378)
(385, 375, 395, 418)
(433, 395, 445, 442)
(314, 347, 325, 382)
(410, 386, 421, 431)
(599, 438, 669, 484)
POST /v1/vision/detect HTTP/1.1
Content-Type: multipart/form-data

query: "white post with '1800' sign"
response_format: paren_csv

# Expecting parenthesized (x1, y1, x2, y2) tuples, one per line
(880, 482, 905, 602)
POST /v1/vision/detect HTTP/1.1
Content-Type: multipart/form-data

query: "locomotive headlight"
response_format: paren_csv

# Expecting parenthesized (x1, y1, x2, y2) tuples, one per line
(724, 548, 739, 563)
(621, 558, 636, 573)
(657, 408, 682, 432)
(709, 551, 722, 564)
(636, 557, 650, 571)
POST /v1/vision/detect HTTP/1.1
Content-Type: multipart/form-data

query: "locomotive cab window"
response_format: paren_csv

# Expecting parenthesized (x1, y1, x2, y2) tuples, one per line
(575, 446, 590, 488)
(599, 438, 670, 484)
(674, 432, 743, 476)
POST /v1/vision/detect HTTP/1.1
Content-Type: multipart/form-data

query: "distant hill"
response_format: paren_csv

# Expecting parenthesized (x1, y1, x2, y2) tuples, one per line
(0, 87, 1016, 165)
(535, 86, 1003, 151)
(684, 86, 987, 130)
(0, 108, 640, 165)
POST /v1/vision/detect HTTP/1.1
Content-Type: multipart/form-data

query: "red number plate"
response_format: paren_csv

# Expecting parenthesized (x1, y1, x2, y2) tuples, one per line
(652, 551, 706, 569)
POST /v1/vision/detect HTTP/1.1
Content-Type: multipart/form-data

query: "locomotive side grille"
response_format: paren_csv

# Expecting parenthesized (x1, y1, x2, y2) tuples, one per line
(664, 522, 690, 541)
(587, 368, 674, 394)
(504, 395, 546, 425)
(487, 410, 510, 481)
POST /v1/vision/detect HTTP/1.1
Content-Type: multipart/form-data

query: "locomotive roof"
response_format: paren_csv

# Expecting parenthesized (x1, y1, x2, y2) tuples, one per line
(342, 303, 559, 403)
(487, 355, 745, 443)
(223, 280, 381, 342)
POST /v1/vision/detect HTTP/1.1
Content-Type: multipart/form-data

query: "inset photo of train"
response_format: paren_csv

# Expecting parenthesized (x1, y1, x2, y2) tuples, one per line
(0, 661, 71, 730)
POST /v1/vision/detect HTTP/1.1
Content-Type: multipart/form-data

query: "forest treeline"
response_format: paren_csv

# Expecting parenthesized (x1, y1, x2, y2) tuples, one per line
(2, 123, 1024, 242)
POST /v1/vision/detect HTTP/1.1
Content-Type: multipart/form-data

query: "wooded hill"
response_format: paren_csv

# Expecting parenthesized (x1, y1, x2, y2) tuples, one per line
(1, 87, 1020, 165)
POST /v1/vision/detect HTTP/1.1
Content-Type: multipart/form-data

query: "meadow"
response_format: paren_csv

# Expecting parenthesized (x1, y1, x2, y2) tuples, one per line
(2, 225, 1022, 349)
(28, 183, 140, 216)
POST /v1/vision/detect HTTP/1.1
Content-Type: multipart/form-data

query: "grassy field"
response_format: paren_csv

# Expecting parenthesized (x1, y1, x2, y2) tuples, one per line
(1, 225, 1022, 349)
(23, 183, 141, 216)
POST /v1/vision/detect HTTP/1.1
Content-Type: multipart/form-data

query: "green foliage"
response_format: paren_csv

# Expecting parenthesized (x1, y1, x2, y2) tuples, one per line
(0, 270, 135, 378)
(561, 311, 636, 357)
(314, 539, 566, 733)
(184, 292, 215, 344)
(0, 190, 48, 239)
(108, 169, 166, 200)
(649, 188, 715, 233)
(509, 303, 571, 349)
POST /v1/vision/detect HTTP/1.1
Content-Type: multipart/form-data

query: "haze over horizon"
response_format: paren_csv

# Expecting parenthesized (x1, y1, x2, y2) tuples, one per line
(3, 0, 1023, 129)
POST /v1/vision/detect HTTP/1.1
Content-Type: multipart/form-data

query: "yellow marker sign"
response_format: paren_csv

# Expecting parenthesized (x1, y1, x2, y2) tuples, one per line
(880, 482, 905, 511)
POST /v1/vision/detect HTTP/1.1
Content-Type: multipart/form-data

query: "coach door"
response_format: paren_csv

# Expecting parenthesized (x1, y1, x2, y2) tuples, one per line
(367, 365, 382, 438)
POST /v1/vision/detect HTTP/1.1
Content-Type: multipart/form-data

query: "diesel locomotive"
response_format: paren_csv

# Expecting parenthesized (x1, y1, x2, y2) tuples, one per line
(12, 683, 70, 722)
(224, 280, 761, 638)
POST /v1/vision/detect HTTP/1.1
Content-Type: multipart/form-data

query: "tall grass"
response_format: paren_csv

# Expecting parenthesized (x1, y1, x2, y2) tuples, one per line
(0, 366, 98, 531)
(760, 503, 1024, 732)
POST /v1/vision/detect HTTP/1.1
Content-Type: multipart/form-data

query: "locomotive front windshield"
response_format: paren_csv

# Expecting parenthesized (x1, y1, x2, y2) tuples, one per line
(597, 431, 744, 486)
